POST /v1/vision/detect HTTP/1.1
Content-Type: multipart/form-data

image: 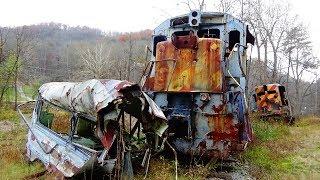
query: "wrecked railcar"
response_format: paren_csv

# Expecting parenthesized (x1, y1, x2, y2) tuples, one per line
(18, 79, 168, 178)
(253, 83, 294, 123)
(141, 11, 254, 158)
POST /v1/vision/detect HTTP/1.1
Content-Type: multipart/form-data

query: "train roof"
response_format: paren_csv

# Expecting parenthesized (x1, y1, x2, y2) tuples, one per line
(154, 10, 245, 34)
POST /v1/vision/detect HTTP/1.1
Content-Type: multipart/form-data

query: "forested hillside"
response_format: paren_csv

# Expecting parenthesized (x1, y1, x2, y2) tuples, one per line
(0, 23, 152, 107)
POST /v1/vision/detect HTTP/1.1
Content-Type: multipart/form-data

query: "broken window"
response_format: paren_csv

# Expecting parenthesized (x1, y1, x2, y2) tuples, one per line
(246, 26, 255, 45)
(38, 100, 71, 134)
(170, 16, 189, 27)
(153, 35, 167, 56)
(72, 115, 103, 150)
(197, 29, 220, 38)
(37, 100, 102, 150)
(229, 30, 240, 51)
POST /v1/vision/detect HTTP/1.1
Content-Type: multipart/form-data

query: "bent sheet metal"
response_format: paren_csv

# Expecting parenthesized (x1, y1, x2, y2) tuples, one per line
(19, 79, 167, 177)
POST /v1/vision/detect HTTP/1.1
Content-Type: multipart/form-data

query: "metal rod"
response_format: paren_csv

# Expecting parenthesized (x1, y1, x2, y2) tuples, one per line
(166, 140, 178, 180)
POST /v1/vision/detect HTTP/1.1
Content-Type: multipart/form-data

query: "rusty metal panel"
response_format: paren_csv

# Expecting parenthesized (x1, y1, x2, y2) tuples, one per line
(25, 126, 96, 177)
(154, 41, 176, 91)
(206, 114, 239, 141)
(194, 39, 222, 92)
(153, 38, 222, 92)
(255, 84, 281, 111)
(254, 84, 293, 122)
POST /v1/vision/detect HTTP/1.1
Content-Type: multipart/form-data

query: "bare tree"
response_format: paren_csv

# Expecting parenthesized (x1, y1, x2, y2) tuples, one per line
(79, 41, 112, 79)
(0, 28, 9, 63)
(283, 24, 319, 115)
(179, 0, 206, 11)
(256, 0, 289, 81)
(0, 26, 36, 108)
(216, 0, 239, 14)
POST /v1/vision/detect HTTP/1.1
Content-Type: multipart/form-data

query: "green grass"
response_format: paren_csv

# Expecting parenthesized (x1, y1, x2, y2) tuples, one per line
(0, 126, 45, 179)
(0, 106, 19, 122)
(0, 162, 44, 180)
(134, 157, 208, 180)
(242, 115, 320, 179)
(2, 83, 38, 102)
(0, 104, 45, 179)
(243, 146, 273, 170)
(252, 120, 290, 142)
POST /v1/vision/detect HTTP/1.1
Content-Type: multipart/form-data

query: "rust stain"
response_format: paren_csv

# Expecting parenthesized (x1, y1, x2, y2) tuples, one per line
(152, 38, 222, 92)
(207, 114, 239, 141)
(51, 149, 62, 161)
(64, 160, 80, 174)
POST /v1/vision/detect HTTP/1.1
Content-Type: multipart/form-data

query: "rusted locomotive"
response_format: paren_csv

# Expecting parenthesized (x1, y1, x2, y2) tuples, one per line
(141, 10, 255, 158)
(253, 83, 294, 123)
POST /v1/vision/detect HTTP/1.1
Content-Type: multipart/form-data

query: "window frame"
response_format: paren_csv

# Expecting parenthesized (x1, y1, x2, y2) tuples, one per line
(36, 98, 73, 138)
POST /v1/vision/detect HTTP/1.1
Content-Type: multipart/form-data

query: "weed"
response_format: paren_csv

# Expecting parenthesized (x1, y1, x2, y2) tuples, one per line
(244, 116, 320, 179)
(252, 119, 289, 142)
(0, 106, 19, 123)
(0, 119, 45, 179)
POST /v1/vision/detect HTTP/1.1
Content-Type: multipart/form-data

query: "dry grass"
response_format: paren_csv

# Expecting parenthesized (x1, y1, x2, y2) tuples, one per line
(134, 156, 210, 180)
(50, 111, 71, 133)
(242, 115, 320, 179)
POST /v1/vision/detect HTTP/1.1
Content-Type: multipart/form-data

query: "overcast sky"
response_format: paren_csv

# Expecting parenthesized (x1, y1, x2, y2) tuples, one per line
(0, 0, 319, 78)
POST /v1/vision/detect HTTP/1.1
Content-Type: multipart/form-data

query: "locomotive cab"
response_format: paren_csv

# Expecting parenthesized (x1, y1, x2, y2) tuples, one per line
(141, 10, 254, 158)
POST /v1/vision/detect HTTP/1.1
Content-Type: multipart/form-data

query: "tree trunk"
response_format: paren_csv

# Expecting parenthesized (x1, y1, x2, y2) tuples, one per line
(286, 51, 291, 89)
(14, 56, 19, 109)
(0, 55, 19, 106)
(263, 41, 268, 83)
(272, 50, 278, 82)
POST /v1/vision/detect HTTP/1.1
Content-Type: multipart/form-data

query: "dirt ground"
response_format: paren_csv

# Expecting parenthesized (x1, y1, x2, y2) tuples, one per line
(0, 120, 15, 132)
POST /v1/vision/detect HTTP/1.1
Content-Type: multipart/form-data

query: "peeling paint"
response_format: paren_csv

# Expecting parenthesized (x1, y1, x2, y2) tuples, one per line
(142, 10, 254, 158)
(19, 79, 168, 178)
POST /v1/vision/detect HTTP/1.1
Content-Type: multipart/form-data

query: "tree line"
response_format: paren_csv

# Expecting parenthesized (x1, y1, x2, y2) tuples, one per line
(0, 23, 151, 108)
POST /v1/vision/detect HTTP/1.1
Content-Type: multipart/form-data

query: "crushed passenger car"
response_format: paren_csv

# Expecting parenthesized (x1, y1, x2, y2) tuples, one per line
(18, 79, 168, 178)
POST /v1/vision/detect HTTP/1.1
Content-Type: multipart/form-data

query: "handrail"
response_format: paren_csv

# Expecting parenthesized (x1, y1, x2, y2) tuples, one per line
(227, 70, 248, 110)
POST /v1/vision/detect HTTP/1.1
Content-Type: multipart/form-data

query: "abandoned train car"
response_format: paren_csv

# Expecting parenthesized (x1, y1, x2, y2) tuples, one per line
(18, 79, 168, 178)
(253, 83, 294, 123)
(141, 10, 255, 158)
